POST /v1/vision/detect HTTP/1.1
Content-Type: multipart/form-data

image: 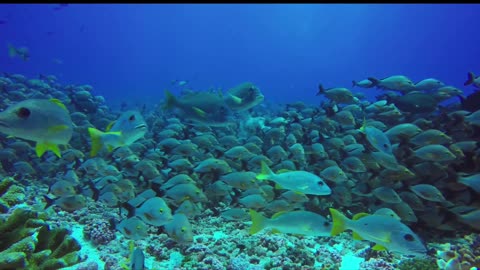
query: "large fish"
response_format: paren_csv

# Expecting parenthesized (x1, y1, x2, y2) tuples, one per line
(330, 208, 427, 257)
(388, 92, 438, 113)
(0, 98, 73, 157)
(224, 82, 264, 111)
(163, 90, 235, 127)
(88, 110, 147, 157)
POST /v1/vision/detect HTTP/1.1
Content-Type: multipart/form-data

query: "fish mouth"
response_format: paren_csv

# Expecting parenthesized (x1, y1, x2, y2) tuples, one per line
(134, 124, 147, 130)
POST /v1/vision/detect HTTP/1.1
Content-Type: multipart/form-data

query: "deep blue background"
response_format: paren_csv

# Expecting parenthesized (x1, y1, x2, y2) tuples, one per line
(1, 4, 479, 109)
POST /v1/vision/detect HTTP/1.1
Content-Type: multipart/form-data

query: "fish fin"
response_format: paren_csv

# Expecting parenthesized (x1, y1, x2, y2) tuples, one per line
(35, 142, 61, 158)
(43, 195, 56, 209)
(316, 84, 325, 96)
(271, 211, 287, 219)
(49, 98, 67, 110)
(87, 127, 104, 157)
(249, 209, 267, 235)
(372, 244, 388, 251)
(7, 43, 16, 58)
(257, 161, 274, 180)
(107, 145, 115, 153)
(270, 228, 281, 234)
(6, 135, 15, 139)
(105, 121, 116, 132)
(329, 208, 350, 236)
(352, 212, 370, 221)
(48, 124, 69, 133)
(464, 72, 476, 86)
(163, 89, 177, 110)
(367, 77, 380, 87)
(276, 169, 290, 174)
(358, 116, 367, 133)
(192, 107, 207, 118)
(229, 94, 243, 104)
(353, 232, 363, 240)
(274, 183, 284, 189)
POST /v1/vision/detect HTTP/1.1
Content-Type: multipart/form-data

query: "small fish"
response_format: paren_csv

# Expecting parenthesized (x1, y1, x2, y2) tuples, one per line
(43, 194, 87, 212)
(464, 71, 480, 88)
(0, 99, 73, 157)
(130, 247, 145, 270)
(115, 217, 148, 240)
(352, 79, 375, 88)
(414, 78, 444, 91)
(221, 208, 249, 221)
(134, 197, 173, 226)
(368, 75, 416, 93)
(164, 213, 194, 244)
(7, 43, 30, 61)
(256, 161, 331, 196)
(329, 208, 427, 256)
(249, 210, 332, 237)
(413, 144, 456, 162)
(88, 110, 147, 157)
(359, 120, 392, 154)
(409, 184, 447, 203)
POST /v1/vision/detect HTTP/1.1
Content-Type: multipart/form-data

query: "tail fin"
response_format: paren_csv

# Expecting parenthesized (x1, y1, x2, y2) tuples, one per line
(316, 84, 325, 96)
(88, 127, 104, 157)
(86, 180, 100, 201)
(43, 195, 56, 209)
(329, 208, 350, 236)
(256, 161, 274, 181)
(163, 90, 177, 110)
(249, 209, 268, 235)
(352, 80, 357, 87)
(367, 77, 380, 87)
(7, 43, 17, 58)
(464, 72, 476, 86)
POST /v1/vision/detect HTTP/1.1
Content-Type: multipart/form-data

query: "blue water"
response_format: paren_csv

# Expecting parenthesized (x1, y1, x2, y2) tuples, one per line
(1, 3, 479, 108)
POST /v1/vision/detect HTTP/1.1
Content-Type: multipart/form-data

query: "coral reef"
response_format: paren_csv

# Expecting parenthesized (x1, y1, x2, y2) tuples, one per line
(0, 207, 82, 269)
(0, 177, 25, 213)
(83, 219, 116, 245)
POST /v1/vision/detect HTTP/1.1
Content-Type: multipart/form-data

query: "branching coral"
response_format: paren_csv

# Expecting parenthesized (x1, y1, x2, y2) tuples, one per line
(0, 207, 82, 269)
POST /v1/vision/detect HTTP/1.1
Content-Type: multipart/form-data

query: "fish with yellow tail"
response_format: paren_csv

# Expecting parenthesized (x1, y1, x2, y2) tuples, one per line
(329, 208, 427, 257)
(0, 98, 73, 157)
(88, 110, 147, 157)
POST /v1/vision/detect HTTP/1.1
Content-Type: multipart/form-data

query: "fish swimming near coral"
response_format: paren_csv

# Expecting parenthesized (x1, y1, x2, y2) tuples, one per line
(88, 110, 148, 157)
(256, 161, 331, 196)
(224, 82, 265, 111)
(329, 208, 427, 257)
(249, 209, 332, 237)
(0, 98, 73, 157)
(163, 89, 235, 127)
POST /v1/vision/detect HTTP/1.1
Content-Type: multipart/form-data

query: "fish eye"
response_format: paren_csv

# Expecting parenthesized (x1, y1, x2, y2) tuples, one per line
(159, 208, 164, 213)
(404, 234, 415, 242)
(323, 221, 330, 227)
(129, 115, 136, 121)
(383, 143, 388, 149)
(181, 227, 186, 232)
(16, 107, 31, 119)
(317, 181, 324, 186)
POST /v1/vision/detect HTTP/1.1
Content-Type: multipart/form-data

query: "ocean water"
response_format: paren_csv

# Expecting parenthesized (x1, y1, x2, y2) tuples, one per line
(1, 4, 479, 107)
(1, 4, 480, 270)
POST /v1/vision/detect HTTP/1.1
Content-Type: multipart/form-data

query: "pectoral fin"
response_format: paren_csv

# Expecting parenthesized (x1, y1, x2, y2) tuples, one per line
(48, 124, 69, 133)
(192, 107, 207, 118)
(229, 94, 242, 104)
